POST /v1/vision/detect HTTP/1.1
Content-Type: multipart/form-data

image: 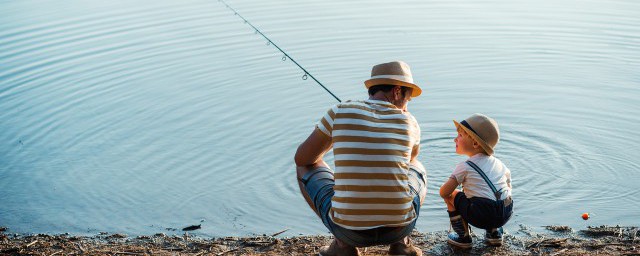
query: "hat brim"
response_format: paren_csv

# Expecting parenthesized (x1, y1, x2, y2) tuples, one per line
(453, 120, 494, 155)
(364, 78, 422, 97)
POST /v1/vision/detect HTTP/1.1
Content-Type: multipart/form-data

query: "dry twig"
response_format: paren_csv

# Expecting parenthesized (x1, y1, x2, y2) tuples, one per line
(25, 239, 38, 248)
(271, 228, 290, 237)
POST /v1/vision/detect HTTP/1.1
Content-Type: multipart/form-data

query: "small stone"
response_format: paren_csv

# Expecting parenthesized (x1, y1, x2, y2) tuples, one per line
(107, 234, 127, 239)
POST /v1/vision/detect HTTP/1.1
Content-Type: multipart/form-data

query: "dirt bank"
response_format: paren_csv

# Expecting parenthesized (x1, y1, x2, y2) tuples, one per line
(1, 225, 638, 255)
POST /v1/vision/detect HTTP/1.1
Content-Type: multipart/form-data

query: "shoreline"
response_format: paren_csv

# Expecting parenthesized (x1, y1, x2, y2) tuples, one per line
(1, 225, 638, 255)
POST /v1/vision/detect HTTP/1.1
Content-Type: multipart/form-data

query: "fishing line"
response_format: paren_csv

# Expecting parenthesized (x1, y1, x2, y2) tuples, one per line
(217, 0, 342, 102)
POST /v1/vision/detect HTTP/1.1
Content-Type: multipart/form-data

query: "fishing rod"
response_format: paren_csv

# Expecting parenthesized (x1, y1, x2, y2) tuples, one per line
(217, 0, 342, 103)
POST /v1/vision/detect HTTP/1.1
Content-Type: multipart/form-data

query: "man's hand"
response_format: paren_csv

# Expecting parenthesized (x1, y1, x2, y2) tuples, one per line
(411, 144, 420, 162)
(294, 128, 332, 167)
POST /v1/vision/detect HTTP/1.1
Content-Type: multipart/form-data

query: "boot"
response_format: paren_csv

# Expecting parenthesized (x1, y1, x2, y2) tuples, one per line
(484, 227, 503, 246)
(447, 211, 472, 249)
(388, 236, 422, 256)
(318, 238, 360, 256)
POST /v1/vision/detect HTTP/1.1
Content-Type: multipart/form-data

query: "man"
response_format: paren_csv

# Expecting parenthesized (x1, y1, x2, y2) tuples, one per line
(295, 61, 427, 256)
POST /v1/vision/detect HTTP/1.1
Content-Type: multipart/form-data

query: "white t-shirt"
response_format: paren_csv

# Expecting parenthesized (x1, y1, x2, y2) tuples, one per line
(450, 153, 512, 200)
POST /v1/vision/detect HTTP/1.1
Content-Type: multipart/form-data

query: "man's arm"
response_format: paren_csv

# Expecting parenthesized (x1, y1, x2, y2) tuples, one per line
(294, 128, 332, 167)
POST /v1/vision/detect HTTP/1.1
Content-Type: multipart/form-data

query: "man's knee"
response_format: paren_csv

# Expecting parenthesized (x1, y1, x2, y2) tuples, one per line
(297, 162, 330, 180)
(410, 159, 425, 172)
(296, 165, 310, 181)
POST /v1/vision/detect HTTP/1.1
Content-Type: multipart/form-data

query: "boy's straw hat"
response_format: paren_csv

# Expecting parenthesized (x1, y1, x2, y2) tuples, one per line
(364, 61, 423, 97)
(453, 113, 500, 155)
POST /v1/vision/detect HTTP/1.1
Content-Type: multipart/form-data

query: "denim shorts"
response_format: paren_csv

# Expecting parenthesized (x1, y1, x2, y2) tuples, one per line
(454, 192, 513, 230)
(301, 165, 427, 247)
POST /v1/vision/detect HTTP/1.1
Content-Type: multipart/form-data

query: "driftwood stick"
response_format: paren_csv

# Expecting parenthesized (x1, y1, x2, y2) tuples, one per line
(271, 228, 290, 237)
(25, 240, 38, 248)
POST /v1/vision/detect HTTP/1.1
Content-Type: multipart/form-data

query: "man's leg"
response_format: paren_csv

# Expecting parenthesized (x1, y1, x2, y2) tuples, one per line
(296, 162, 360, 256)
(296, 160, 329, 218)
(410, 159, 428, 205)
(388, 160, 426, 256)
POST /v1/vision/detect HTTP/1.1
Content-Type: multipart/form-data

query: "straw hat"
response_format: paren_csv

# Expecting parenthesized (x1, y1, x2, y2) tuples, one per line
(364, 61, 423, 97)
(453, 113, 500, 155)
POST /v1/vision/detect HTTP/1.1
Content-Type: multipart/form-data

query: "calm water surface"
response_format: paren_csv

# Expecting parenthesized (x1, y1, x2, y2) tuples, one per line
(1, 0, 639, 237)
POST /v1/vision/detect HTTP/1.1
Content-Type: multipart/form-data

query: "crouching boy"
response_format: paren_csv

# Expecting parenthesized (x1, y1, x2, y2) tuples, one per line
(439, 113, 513, 248)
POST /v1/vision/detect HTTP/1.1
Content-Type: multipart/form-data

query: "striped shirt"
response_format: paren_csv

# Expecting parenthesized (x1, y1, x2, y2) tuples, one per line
(316, 99, 421, 230)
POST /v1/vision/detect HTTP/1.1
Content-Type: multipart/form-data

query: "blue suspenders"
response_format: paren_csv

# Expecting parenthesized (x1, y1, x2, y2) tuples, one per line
(466, 160, 503, 201)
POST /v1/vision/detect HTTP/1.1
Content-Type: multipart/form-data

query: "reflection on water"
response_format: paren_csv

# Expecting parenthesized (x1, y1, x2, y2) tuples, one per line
(1, 0, 639, 237)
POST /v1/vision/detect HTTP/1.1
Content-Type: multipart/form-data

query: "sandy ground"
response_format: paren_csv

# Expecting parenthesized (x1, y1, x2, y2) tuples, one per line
(1, 225, 638, 255)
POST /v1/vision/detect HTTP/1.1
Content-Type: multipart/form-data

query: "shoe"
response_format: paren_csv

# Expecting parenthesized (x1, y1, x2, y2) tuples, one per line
(447, 213, 471, 249)
(388, 237, 422, 256)
(447, 232, 472, 249)
(485, 227, 503, 246)
(318, 239, 360, 256)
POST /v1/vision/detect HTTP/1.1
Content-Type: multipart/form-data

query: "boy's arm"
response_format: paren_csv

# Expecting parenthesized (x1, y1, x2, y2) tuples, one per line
(294, 128, 332, 167)
(439, 177, 459, 199)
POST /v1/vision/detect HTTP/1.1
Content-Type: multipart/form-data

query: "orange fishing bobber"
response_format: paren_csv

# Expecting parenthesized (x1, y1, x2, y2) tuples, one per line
(581, 213, 590, 220)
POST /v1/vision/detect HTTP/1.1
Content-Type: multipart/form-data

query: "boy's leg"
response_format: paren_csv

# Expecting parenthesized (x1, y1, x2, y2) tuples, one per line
(443, 189, 460, 211)
(446, 192, 472, 249)
(485, 198, 512, 246)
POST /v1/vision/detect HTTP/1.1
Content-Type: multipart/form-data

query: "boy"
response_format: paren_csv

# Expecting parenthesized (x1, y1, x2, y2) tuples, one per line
(439, 113, 513, 248)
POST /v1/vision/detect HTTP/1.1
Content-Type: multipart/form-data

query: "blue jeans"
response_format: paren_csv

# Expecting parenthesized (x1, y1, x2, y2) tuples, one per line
(300, 165, 427, 247)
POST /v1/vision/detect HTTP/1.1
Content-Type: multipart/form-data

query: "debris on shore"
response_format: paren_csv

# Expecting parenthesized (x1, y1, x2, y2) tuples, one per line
(582, 225, 639, 238)
(0, 225, 638, 255)
(182, 224, 202, 231)
(543, 225, 572, 232)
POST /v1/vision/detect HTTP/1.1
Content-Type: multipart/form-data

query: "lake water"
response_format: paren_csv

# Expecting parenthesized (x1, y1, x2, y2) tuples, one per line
(1, 0, 639, 237)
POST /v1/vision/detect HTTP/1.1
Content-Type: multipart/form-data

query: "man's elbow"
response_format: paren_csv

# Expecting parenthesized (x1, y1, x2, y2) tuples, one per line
(294, 155, 306, 167)
(294, 144, 314, 167)
(294, 145, 305, 166)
